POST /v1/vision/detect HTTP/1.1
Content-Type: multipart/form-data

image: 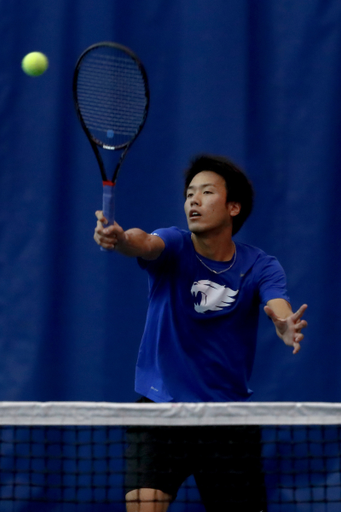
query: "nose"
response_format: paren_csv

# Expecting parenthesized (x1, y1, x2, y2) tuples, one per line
(190, 191, 200, 206)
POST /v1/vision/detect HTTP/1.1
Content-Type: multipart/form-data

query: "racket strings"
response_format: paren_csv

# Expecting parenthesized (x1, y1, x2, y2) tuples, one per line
(76, 51, 148, 147)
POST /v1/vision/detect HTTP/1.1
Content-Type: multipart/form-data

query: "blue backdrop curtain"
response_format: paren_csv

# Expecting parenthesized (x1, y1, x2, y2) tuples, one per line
(0, 0, 340, 402)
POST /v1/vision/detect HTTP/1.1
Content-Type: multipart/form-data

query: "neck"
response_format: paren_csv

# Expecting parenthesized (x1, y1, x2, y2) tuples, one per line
(191, 232, 235, 261)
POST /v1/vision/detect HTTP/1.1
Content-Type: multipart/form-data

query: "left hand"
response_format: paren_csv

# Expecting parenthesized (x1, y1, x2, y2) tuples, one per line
(264, 304, 308, 354)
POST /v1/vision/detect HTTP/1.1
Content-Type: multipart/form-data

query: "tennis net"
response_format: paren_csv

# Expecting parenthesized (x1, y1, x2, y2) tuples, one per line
(0, 401, 340, 511)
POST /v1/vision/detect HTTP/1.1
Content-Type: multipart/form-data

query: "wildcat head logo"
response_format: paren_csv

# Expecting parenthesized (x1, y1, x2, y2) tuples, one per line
(191, 280, 239, 314)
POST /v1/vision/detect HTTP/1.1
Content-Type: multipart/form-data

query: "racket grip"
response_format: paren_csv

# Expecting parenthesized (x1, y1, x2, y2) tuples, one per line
(100, 182, 115, 252)
(102, 182, 115, 225)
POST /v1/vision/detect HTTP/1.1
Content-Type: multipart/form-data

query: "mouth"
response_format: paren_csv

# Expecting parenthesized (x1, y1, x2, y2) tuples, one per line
(189, 210, 201, 219)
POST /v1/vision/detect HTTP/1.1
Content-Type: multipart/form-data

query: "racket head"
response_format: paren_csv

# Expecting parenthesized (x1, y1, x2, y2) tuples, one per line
(73, 42, 150, 181)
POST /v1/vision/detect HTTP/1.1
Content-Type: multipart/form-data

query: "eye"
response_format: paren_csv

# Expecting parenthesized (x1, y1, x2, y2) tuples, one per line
(204, 190, 213, 194)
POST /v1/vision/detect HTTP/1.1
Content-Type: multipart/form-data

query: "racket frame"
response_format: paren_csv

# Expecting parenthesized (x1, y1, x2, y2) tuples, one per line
(72, 41, 150, 186)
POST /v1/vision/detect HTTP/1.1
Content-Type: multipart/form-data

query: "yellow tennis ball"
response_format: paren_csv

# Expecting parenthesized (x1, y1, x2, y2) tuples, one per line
(21, 52, 49, 77)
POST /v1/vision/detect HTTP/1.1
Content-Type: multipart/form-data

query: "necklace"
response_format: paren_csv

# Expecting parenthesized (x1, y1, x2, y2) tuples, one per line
(195, 243, 237, 275)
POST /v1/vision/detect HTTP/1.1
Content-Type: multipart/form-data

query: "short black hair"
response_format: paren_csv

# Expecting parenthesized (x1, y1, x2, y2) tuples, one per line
(184, 154, 254, 235)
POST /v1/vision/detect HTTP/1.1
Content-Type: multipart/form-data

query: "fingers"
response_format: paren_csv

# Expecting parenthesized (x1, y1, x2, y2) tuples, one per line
(292, 304, 308, 322)
(292, 329, 306, 354)
(293, 330, 305, 352)
(292, 341, 301, 355)
(295, 332, 305, 342)
(95, 210, 107, 224)
(95, 235, 117, 250)
(94, 211, 119, 249)
(295, 319, 308, 330)
(290, 311, 307, 354)
(292, 308, 308, 338)
(94, 229, 116, 250)
(94, 228, 118, 249)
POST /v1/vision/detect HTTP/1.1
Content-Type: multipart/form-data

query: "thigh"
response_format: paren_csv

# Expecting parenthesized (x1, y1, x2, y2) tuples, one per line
(193, 426, 267, 512)
(125, 425, 192, 500)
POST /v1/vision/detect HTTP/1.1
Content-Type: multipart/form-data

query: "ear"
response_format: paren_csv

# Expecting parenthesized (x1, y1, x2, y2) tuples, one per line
(228, 202, 241, 217)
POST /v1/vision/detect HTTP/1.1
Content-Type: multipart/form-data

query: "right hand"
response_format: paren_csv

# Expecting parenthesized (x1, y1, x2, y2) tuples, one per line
(94, 211, 125, 250)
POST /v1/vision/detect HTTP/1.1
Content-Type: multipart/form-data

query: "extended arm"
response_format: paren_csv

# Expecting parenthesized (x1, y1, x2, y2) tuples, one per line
(264, 299, 308, 354)
(94, 211, 165, 260)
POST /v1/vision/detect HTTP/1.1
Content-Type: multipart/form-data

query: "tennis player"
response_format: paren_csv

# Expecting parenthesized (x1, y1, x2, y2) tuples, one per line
(94, 154, 307, 512)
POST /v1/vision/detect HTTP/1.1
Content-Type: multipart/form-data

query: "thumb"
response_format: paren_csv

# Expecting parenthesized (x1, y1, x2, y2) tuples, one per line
(95, 210, 108, 224)
(264, 305, 278, 321)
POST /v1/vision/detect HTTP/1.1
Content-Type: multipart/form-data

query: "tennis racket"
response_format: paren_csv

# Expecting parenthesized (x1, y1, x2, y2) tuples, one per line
(73, 42, 150, 233)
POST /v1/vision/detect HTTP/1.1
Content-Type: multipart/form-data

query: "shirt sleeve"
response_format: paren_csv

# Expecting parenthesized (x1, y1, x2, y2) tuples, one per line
(256, 255, 290, 305)
(137, 227, 184, 271)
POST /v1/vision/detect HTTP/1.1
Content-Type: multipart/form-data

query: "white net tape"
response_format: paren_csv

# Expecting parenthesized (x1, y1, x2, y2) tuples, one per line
(0, 401, 340, 426)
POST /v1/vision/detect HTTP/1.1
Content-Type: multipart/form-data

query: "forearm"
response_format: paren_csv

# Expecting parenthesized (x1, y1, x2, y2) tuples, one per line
(94, 211, 165, 258)
(115, 228, 164, 260)
(266, 298, 292, 319)
(266, 299, 293, 342)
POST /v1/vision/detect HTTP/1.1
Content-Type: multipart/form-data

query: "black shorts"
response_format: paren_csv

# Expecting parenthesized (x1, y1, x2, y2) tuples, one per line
(125, 399, 267, 512)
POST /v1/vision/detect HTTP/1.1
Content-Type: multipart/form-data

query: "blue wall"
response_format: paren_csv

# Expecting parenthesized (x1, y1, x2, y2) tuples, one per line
(0, 0, 340, 402)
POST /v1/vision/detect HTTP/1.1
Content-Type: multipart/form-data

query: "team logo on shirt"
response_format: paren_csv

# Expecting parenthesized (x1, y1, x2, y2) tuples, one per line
(191, 280, 239, 313)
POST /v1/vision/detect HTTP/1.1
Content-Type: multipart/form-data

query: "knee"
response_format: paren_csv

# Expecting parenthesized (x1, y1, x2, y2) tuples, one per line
(126, 488, 171, 512)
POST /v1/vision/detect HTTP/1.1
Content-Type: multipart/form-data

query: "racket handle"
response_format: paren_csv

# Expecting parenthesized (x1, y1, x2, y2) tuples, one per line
(100, 182, 115, 252)
(102, 182, 115, 225)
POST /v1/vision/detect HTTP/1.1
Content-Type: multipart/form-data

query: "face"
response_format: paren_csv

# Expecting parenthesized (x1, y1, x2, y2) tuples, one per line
(184, 171, 240, 235)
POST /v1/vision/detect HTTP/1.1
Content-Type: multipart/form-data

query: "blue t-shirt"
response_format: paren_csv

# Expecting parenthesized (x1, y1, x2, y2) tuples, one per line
(135, 227, 290, 403)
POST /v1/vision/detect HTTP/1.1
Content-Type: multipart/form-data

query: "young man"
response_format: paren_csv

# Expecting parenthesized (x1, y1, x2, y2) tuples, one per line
(94, 155, 307, 512)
